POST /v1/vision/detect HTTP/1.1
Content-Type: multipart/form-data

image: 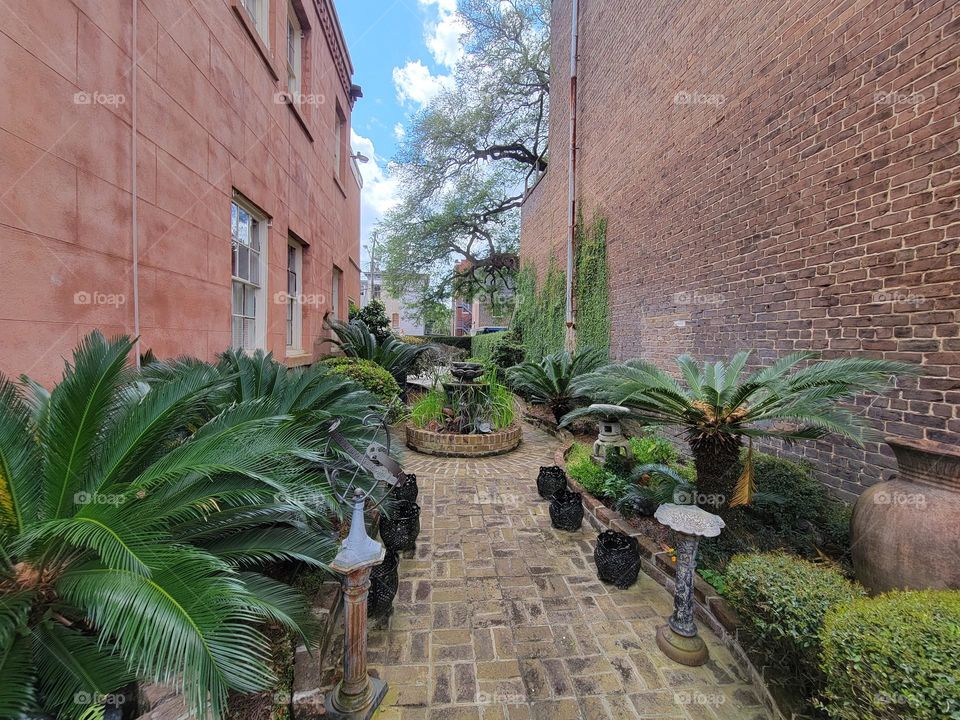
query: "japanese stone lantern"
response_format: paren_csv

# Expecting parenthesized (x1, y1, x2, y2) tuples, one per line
(588, 404, 634, 463)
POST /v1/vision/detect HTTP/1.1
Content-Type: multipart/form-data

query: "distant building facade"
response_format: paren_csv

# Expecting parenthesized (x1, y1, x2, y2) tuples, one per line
(0, 0, 363, 385)
(360, 271, 425, 336)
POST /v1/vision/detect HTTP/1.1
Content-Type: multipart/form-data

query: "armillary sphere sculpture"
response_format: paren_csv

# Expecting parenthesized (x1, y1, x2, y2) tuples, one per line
(322, 413, 410, 719)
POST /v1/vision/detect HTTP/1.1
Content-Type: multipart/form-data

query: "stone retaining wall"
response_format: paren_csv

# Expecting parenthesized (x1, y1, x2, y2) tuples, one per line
(405, 424, 522, 457)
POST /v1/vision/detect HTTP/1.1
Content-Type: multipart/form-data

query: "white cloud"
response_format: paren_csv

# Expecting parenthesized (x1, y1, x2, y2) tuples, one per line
(351, 131, 400, 254)
(393, 60, 453, 106)
(394, 123, 407, 141)
(425, 9, 466, 68)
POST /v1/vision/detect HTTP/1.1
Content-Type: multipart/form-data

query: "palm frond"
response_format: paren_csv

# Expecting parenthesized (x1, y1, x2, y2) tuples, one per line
(0, 375, 44, 533)
(0, 630, 35, 717)
(199, 528, 337, 570)
(236, 572, 318, 643)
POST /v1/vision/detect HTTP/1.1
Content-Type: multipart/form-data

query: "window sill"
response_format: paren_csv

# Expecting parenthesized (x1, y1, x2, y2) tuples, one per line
(231, 0, 281, 82)
(285, 350, 312, 367)
(278, 93, 314, 142)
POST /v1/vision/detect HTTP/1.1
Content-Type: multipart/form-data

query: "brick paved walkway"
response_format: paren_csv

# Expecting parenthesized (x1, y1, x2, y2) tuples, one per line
(370, 424, 769, 720)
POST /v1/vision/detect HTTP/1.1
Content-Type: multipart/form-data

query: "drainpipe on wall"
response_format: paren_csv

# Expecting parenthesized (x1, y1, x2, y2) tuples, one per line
(131, 0, 141, 366)
(564, 0, 580, 352)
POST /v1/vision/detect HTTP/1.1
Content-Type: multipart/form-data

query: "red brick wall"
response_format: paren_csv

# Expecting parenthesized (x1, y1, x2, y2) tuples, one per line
(521, 0, 960, 500)
(0, 0, 361, 385)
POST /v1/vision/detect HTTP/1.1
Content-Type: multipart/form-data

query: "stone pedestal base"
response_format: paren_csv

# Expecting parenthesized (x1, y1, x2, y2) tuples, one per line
(656, 624, 708, 667)
(324, 676, 388, 720)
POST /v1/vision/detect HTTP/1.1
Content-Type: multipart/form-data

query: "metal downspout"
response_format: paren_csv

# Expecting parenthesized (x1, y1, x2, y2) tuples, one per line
(131, 0, 141, 365)
(564, 0, 579, 352)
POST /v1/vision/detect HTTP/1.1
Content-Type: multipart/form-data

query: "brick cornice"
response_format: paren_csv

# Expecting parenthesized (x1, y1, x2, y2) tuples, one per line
(313, 0, 353, 101)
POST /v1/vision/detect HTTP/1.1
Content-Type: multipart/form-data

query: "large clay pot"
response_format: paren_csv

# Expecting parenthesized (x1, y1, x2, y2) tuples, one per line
(852, 437, 960, 592)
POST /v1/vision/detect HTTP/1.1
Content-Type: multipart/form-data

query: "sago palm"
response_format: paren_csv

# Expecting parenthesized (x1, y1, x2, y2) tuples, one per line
(324, 319, 432, 386)
(565, 351, 917, 507)
(0, 333, 336, 720)
(508, 347, 608, 423)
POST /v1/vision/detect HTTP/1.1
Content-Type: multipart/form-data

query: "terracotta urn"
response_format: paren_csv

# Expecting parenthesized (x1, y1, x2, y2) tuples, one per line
(852, 437, 960, 593)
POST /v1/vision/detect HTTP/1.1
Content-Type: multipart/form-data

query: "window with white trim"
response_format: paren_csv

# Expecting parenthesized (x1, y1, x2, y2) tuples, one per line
(231, 199, 267, 351)
(334, 106, 345, 180)
(286, 238, 303, 349)
(332, 267, 342, 321)
(241, 0, 270, 45)
(286, 4, 302, 97)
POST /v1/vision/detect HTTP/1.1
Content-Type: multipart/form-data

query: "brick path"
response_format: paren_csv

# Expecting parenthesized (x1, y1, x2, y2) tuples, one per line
(370, 424, 769, 720)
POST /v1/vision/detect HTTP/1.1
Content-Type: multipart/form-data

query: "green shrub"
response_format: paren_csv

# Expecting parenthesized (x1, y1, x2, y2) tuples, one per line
(472, 331, 504, 363)
(349, 299, 392, 342)
(423, 335, 472, 351)
(322, 357, 404, 420)
(490, 329, 525, 373)
(410, 388, 445, 428)
(724, 553, 864, 695)
(566, 442, 616, 497)
(820, 591, 960, 720)
(629, 433, 679, 466)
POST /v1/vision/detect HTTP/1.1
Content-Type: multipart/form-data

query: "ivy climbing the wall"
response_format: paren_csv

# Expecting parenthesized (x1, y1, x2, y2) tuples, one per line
(512, 210, 610, 362)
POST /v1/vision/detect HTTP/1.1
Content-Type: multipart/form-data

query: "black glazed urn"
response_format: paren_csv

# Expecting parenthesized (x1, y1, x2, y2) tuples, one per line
(537, 466, 567, 499)
(549, 489, 583, 531)
(594, 530, 641, 588)
(394, 472, 419, 503)
(368, 549, 400, 617)
(378, 500, 421, 552)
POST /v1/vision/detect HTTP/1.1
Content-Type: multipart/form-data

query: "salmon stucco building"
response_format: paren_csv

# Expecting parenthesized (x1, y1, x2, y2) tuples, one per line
(521, 0, 960, 500)
(0, 0, 363, 386)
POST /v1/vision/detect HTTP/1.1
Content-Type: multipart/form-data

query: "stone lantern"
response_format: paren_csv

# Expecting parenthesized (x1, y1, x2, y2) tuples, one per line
(588, 404, 634, 463)
(653, 502, 725, 666)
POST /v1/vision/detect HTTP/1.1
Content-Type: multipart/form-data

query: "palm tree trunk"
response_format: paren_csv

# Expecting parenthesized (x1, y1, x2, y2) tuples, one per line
(690, 434, 742, 509)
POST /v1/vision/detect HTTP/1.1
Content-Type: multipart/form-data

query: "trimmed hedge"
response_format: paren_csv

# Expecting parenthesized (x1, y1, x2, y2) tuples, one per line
(423, 335, 472, 351)
(724, 553, 864, 694)
(471, 331, 504, 363)
(321, 357, 404, 420)
(820, 590, 960, 720)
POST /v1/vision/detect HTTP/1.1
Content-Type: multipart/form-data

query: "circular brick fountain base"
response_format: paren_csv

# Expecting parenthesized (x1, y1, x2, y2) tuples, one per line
(405, 424, 522, 457)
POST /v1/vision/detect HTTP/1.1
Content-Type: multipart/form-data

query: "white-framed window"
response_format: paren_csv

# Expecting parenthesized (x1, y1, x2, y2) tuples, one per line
(286, 4, 302, 97)
(332, 266, 342, 321)
(231, 198, 267, 351)
(334, 106, 345, 180)
(241, 0, 270, 45)
(286, 238, 303, 349)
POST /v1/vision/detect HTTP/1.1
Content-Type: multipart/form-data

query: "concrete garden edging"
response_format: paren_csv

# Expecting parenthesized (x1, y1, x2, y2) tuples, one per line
(528, 413, 787, 720)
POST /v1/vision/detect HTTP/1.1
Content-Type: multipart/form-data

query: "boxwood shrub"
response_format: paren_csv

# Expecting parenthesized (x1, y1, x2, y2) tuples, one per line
(820, 590, 960, 720)
(724, 553, 864, 694)
(322, 356, 404, 420)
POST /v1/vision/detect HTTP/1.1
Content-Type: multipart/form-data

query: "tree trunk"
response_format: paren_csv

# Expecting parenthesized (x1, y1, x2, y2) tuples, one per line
(690, 434, 743, 510)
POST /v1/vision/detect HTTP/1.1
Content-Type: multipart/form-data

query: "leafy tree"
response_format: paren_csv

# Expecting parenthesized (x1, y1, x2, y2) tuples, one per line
(349, 299, 392, 343)
(381, 0, 550, 305)
(0, 333, 340, 719)
(565, 352, 917, 509)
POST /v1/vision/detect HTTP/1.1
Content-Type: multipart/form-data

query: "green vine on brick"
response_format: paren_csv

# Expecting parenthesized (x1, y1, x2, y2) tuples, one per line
(512, 209, 610, 362)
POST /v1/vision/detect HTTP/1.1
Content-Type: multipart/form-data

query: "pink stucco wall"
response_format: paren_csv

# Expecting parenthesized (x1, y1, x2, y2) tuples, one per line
(0, 0, 362, 386)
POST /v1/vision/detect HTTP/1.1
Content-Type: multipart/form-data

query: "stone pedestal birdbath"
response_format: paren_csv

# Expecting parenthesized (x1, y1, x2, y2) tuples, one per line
(653, 502, 725, 666)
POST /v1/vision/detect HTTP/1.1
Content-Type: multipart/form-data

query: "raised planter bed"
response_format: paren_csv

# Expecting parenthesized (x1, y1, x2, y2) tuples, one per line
(405, 423, 522, 457)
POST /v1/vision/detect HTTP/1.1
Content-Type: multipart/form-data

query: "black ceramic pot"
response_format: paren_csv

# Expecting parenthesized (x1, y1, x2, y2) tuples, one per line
(537, 465, 567, 499)
(594, 530, 641, 589)
(379, 500, 421, 552)
(394, 472, 419, 503)
(368, 549, 400, 617)
(549, 489, 583, 531)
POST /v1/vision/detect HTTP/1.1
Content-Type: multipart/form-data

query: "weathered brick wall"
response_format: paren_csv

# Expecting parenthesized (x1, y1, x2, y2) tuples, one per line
(521, 0, 960, 500)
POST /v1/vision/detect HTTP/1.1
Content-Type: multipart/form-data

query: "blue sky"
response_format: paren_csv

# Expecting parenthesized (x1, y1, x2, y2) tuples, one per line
(336, 0, 464, 266)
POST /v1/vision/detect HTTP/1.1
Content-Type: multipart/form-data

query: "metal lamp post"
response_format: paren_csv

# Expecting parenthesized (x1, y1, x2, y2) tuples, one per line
(323, 417, 407, 719)
(653, 502, 725, 666)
